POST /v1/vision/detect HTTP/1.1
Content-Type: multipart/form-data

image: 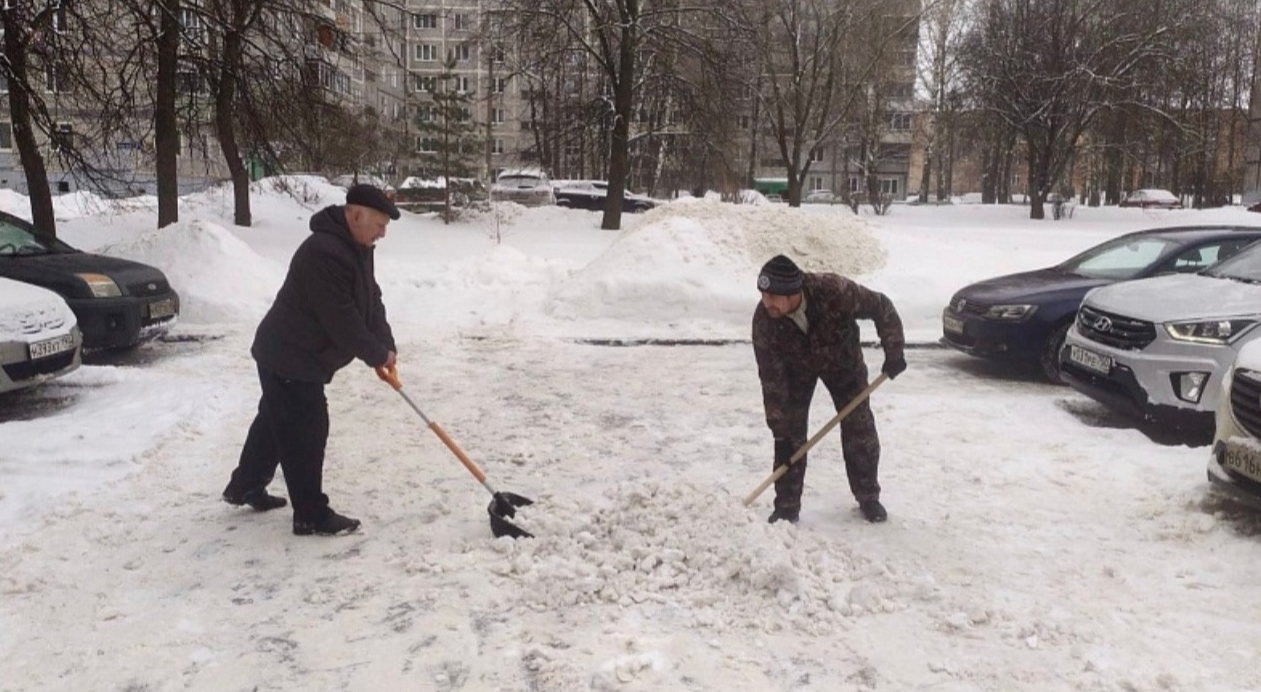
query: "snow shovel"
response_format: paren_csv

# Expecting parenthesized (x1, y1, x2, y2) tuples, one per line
(376, 365, 534, 539)
(743, 373, 888, 507)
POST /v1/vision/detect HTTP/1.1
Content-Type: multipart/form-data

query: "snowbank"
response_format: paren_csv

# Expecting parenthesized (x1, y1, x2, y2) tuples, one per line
(544, 200, 886, 328)
(99, 218, 284, 325)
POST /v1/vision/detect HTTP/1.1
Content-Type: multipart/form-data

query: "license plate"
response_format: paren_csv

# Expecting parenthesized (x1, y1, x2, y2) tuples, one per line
(1223, 442, 1261, 483)
(148, 298, 176, 319)
(1068, 344, 1112, 375)
(29, 333, 75, 360)
(943, 315, 964, 335)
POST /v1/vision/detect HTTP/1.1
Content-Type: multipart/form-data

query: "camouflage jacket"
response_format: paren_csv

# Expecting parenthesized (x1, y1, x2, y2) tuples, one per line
(752, 273, 904, 432)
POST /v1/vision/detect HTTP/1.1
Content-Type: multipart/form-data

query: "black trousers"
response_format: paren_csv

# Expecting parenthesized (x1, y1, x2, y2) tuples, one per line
(226, 365, 330, 522)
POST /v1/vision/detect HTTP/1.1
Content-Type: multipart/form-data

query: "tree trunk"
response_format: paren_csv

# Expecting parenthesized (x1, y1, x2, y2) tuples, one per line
(600, 16, 636, 231)
(2, 23, 56, 236)
(155, 0, 181, 228)
(215, 25, 251, 227)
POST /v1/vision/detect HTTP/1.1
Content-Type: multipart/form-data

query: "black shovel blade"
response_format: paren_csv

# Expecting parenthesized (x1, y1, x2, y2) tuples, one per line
(488, 492, 534, 539)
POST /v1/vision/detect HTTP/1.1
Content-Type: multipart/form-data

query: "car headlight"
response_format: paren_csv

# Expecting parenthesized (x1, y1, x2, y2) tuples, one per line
(1164, 319, 1256, 344)
(984, 304, 1038, 321)
(76, 273, 122, 298)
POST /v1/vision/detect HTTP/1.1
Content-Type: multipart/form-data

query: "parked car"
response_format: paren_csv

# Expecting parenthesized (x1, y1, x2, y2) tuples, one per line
(489, 170, 555, 207)
(1207, 339, 1261, 504)
(943, 226, 1261, 382)
(1247, 201, 1261, 213)
(553, 180, 656, 213)
(804, 190, 836, 204)
(1119, 189, 1183, 210)
(394, 177, 488, 213)
(1060, 233, 1261, 433)
(0, 277, 81, 393)
(0, 210, 179, 351)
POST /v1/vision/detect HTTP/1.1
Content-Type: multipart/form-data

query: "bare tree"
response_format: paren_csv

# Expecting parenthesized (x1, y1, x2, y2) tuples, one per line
(735, 0, 921, 207)
(961, 0, 1187, 219)
(916, 0, 971, 203)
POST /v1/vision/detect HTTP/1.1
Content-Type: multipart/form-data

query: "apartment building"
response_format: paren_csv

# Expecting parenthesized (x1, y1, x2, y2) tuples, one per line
(743, 1, 921, 201)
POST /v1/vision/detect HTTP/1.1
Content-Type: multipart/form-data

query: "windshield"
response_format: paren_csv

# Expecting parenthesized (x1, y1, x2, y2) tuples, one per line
(1204, 242, 1261, 282)
(1059, 236, 1175, 280)
(0, 216, 73, 257)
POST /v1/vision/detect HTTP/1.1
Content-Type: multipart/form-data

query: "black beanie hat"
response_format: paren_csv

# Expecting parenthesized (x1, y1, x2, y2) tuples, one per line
(758, 254, 803, 295)
(346, 183, 401, 220)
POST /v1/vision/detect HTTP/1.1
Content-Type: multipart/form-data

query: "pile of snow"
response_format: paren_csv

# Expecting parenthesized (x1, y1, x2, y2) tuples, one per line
(99, 218, 284, 324)
(488, 482, 912, 636)
(544, 200, 886, 327)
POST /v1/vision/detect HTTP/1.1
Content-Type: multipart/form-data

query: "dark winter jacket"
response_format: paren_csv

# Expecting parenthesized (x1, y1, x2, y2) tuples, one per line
(251, 206, 395, 383)
(752, 272, 903, 435)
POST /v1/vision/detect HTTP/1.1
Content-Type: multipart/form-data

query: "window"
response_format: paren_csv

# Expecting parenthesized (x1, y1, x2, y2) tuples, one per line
(492, 108, 505, 125)
(365, 69, 377, 83)
(45, 65, 61, 94)
(849, 177, 861, 193)
(415, 44, 437, 62)
(177, 70, 204, 95)
(417, 137, 439, 153)
(492, 46, 506, 63)
(897, 49, 916, 67)
(455, 107, 471, 122)
(456, 75, 471, 93)
(879, 178, 900, 196)
(888, 112, 912, 131)
(413, 74, 435, 92)
(451, 44, 471, 62)
(417, 105, 435, 123)
(52, 5, 67, 33)
(453, 14, 470, 31)
(0, 122, 11, 150)
(413, 13, 437, 29)
(811, 176, 824, 191)
(883, 83, 913, 101)
(520, 121, 531, 131)
(51, 123, 73, 152)
(737, 115, 750, 129)
(494, 77, 508, 94)
(809, 147, 824, 162)
(493, 138, 504, 155)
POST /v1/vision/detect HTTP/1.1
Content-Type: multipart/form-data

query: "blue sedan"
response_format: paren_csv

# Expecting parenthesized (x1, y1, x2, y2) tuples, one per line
(942, 225, 1261, 382)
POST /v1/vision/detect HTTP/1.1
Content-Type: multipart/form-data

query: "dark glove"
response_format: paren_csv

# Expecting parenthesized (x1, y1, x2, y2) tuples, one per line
(882, 354, 907, 379)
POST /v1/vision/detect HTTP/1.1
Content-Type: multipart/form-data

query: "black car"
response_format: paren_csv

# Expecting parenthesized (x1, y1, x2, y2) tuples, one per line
(942, 225, 1261, 382)
(0, 210, 179, 350)
(553, 181, 656, 213)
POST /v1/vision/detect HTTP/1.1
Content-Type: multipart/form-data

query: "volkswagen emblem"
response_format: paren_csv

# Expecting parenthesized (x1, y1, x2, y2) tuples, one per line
(1092, 316, 1113, 332)
(147, 282, 157, 291)
(953, 298, 966, 312)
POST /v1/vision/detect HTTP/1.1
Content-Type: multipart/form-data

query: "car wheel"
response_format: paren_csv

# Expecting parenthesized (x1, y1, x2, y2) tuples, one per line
(1039, 322, 1072, 385)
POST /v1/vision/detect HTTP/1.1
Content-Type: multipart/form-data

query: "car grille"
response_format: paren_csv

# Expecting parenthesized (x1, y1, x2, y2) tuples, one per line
(950, 297, 989, 315)
(1230, 369, 1261, 438)
(1077, 305, 1155, 350)
(2, 350, 75, 382)
(126, 279, 171, 297)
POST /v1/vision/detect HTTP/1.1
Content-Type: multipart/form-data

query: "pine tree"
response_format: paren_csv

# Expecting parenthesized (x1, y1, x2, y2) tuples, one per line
(415, 56, 483, 224)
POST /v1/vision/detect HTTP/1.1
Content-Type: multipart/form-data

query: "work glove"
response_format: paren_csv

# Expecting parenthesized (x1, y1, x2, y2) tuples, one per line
(882, 354, 907, 380)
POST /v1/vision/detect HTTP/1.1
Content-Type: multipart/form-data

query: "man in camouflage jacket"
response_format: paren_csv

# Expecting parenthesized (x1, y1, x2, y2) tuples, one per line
(752, 254, 906, 524)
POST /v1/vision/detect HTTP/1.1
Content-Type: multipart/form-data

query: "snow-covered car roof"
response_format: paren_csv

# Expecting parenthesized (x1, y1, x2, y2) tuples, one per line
(497, 169, 548, 180)
(1130, 189, 1179, 201)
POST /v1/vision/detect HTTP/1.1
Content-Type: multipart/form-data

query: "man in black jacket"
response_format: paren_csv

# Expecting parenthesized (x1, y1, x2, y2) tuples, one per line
(222, 184, 400, 536)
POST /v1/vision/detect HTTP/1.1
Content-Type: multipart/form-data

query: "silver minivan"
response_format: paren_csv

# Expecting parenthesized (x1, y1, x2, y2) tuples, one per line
(1060, 239, 1261, 432)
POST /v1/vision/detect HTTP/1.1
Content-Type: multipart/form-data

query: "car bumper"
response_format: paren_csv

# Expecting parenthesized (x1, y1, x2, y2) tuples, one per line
(941, 309, 1045, 361)
(67, 291, 179, 349)
(0, 327, 82, 393)
(1059, 327, 1227, 431)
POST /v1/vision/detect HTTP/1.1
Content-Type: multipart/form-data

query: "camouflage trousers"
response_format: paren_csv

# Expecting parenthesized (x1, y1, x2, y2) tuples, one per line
(772, 369, 881, 512)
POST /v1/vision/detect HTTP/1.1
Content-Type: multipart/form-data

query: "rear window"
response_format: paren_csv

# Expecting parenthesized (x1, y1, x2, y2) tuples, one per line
(497, 176, 543, 187)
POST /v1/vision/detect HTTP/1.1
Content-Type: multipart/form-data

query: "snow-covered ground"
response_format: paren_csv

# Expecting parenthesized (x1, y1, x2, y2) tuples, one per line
(3, 183, 1261, 691)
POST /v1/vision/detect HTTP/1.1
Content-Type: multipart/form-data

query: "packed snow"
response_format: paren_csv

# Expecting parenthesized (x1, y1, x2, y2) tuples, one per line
(3, 180, 1261, 691)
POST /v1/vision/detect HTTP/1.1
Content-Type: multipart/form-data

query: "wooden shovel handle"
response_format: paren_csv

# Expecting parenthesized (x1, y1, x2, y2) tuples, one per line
(743, 373, 888, 507)
(429, 421, 488, 484)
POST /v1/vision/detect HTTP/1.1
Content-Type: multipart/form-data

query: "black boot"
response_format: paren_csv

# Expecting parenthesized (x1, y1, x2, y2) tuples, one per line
(767, 507, 799, 524)
(223, 487, 288, 512)
(293, 509, 361, 536)
(859, 500, 887, 523)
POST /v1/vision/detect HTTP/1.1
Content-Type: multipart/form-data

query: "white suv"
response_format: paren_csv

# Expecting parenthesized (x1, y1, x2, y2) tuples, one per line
(1208, 339, 1261, 504)
(1060, 238, 1261, 433)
